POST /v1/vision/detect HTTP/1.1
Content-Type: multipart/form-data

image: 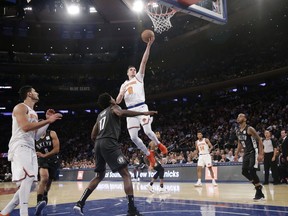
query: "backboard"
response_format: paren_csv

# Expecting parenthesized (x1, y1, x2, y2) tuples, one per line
(122, 0, 227, 24)
(159, 0, 227, 24)
(122, 0, 227, 33)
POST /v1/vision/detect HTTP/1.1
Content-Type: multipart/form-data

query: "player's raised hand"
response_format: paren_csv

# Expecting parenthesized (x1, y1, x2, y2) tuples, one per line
(47, 113, 63, 123)
(147, 36, 155, 46)
(143, 111, 158, 116)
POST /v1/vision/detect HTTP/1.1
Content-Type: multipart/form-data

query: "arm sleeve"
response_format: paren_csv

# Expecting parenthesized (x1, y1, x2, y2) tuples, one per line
(35, 124, 49, 141)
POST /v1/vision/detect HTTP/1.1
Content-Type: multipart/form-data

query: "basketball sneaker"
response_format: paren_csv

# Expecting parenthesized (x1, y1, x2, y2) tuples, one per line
(146, 151, 155, 167)
(159, 187, 168, 193)
(194, 181, 202, 187)
(157, 143, 168, 155)
(145, 184, 154, 193)
(127, 207, 143, 216)
(34, 200, 47, 216)
(253, 185, 265, 201)
(212, 179, 218, 186)
(73, 202, 84, 216)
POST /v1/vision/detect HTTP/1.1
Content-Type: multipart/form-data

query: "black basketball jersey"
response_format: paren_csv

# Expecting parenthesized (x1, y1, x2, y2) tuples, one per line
(236, 125, 258, 154)
(35, 130, 54, 155)
(96, 105, 121, 141)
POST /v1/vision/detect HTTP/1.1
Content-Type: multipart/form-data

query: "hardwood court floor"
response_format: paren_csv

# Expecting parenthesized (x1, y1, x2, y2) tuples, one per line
(1, 181, 288, 215)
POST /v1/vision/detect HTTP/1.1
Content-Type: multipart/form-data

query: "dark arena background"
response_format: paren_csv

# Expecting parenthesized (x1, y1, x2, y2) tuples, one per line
(0, 0, 288, 215)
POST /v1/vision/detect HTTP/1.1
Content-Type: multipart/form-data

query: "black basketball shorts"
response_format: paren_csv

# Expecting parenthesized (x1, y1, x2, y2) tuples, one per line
(242, 152, 258, 170)
(38, 157, 59, 180)
(94, 138, 128, 173)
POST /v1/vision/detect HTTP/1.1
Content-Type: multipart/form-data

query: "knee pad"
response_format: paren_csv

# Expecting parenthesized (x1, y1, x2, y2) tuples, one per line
(249, 168, 260, 183)
(242, 168, 252, 181)
(153, 172, 159, 180)
(242, 168, 249, 176)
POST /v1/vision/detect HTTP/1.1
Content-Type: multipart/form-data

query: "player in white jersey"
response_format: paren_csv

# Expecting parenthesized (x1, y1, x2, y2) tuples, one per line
(116, 37, 167, 167)
(194, 131, 217, 187)
(0, 86, 62, 216)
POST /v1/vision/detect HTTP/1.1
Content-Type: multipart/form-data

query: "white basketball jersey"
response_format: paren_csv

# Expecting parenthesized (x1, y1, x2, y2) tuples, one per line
(9, 103, 38, 151)
(121, 72, 145, 107)
(196, 138, 210, 155)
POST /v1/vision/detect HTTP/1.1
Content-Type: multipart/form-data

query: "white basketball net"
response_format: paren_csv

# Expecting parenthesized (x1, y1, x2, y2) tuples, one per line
(146, 2, 176, 34)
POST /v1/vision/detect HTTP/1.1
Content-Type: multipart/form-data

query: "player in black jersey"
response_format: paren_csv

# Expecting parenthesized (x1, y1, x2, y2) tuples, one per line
(34, 130, 60, 215)
(234, 113, 265, 201)
(73, 93, 157, 216)
(145, 132, 167, 193)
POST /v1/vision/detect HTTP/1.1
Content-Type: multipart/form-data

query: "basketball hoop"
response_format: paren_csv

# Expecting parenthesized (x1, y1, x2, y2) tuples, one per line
(145, 1, 176, 34)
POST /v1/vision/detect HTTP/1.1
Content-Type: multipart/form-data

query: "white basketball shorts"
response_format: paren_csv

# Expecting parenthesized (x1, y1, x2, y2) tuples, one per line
(126, 104, 152, 129)
(11, 144, 38, 182)
(198, 154, 212, 167)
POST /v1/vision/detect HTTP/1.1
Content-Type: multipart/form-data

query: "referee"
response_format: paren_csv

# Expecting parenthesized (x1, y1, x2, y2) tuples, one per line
(263, 130, 279, 185)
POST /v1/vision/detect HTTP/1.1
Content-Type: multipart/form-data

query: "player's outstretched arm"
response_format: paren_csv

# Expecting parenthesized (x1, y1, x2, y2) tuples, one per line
(112, 105, 157, 117)
(14, 104, 62, 133)
(116, 85, 125, 104)
(138, 37, 155, 75)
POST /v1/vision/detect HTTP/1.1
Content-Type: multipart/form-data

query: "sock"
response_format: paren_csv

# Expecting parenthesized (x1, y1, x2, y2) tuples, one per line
(37, 194, 44, 203)
(19, 176, 34, 216)
(79, 188, 93, 205)
(127, 195, 135, 209)
(1, 190, 20, 215)
(160, 184, 163, 188)
(198, 179, 201, 182)
(43, 191, 48, 203)
(150, 182, 153, 186)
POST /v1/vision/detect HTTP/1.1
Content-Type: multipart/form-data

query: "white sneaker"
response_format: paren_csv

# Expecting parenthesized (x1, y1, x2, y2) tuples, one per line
(212, 179, 218, 186)
(159, 187, 167, 193)
(137, 177, 140, 182)
(194, 181, 202, 187)
(131, 178, 137, 182)
(146, 184, 154, 193)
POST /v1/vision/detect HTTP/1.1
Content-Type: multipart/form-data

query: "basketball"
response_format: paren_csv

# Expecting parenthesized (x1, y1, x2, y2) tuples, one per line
(141, 29, 155, 43)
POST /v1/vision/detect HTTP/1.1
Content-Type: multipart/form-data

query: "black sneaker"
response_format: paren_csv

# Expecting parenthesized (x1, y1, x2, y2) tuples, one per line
(127, 207, 143, 216)
(73, 202, 84, 216)
(34, 200, 47, 216)
(253, 187, 265, 201)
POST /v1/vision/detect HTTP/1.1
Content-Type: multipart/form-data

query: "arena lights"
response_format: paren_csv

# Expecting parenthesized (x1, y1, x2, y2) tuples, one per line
(67, 4, 80, 15)
(59, 110, 69, 114)
(89, 6, 97, 13)
(0, 86, 12, 89)
(259, 82, 266, 87)
(132, 0, 144, 12)
(36, 111, 45, 114)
